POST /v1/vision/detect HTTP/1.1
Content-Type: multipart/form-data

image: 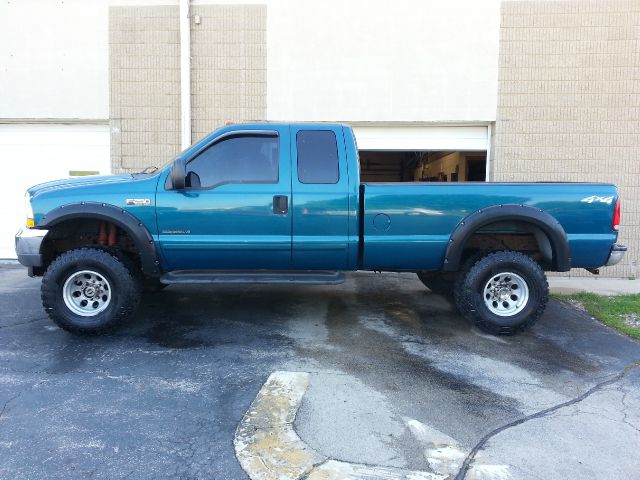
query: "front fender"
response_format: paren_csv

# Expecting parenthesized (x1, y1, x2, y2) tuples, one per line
(37, 202, 160, 276)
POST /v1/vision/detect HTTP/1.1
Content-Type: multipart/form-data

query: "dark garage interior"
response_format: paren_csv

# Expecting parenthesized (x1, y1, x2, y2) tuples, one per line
(359, 151, 487, 183)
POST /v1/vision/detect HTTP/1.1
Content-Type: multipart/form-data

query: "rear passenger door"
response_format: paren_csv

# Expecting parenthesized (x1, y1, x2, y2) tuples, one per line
(291, 126, 350, 270)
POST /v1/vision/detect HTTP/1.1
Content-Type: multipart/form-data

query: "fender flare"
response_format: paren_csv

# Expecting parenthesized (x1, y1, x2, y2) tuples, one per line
(442, 204, 571, 272)
(37, 202, 160, 276)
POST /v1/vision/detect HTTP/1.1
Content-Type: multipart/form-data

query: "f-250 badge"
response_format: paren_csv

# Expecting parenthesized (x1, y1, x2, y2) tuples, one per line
(581, 195, 614, 205)
(126, 198, 151, 206)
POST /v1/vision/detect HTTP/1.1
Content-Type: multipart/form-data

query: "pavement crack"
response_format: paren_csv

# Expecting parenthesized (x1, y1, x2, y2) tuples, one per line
(454, 359, 640, 480)
(620, 388, 640, 435)
(0, 393, 22, 422)
(297, 458, 328, 480)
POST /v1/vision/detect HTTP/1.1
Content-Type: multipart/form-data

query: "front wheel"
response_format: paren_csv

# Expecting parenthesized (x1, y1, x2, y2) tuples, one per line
(454, 250, 548, 335)
(41, 248, 141, 335)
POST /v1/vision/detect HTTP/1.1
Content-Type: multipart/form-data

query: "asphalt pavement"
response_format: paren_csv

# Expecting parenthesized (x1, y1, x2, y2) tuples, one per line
(0, 265, 639, 480)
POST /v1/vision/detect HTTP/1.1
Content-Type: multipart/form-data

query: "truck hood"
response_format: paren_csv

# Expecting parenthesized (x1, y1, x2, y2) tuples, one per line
(27, 174, 134, 198)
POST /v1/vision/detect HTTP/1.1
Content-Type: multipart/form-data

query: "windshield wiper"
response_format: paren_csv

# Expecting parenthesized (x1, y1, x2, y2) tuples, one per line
(135, 166, 158, 175)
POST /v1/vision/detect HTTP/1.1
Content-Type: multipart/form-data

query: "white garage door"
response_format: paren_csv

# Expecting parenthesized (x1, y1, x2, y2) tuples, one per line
(0, 123, 110, 259)
(353, 125, 489, 151)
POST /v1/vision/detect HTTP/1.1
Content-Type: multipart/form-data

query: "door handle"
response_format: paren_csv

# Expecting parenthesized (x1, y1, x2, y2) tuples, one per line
(273, 195, 288, 214)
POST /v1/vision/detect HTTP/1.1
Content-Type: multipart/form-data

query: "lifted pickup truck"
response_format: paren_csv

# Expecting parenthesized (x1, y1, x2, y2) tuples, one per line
(16, 123, 626, 335)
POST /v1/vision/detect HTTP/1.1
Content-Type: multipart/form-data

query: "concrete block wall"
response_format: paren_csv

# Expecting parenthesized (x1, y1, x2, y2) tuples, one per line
(494, 0, 640, 278)
(109, 6, 181, 173)
(109, 5, 266, 172)
(190, 5, 267, 142)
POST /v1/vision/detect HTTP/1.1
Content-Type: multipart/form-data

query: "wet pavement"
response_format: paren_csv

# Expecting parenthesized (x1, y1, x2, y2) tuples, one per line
(0, 265, 639, 479)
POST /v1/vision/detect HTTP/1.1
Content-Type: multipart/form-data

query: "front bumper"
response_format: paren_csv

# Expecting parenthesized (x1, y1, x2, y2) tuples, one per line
(15, 228, 48, 267)
(605, 243, 627, 267)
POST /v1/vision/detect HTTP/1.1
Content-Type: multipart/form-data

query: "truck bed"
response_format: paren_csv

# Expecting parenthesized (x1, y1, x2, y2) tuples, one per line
(361, 182, 618, 271)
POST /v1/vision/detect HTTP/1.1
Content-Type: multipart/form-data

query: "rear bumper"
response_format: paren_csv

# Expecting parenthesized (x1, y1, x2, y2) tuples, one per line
(605, 243, 627, 267)
(15, 228, 48, 267)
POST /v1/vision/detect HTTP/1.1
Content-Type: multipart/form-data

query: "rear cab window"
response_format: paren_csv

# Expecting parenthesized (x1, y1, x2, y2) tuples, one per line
(296, 130, 339, 184)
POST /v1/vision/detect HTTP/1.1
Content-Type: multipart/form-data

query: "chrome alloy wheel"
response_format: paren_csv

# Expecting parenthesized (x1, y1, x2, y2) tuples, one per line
(483, 271, 529, 317)
(62, 270, 111, 317)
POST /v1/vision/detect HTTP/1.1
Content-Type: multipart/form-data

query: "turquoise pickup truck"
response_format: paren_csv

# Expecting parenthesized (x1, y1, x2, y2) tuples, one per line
(15, 123, 626, 335)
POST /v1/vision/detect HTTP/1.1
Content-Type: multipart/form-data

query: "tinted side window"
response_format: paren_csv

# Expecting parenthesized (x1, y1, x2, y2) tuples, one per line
(297, 130, 339, 184)
(186, 134, 279, 188)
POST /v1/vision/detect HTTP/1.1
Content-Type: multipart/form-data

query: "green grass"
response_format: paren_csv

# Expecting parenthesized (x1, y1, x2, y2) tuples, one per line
(554, 292, 640, 340)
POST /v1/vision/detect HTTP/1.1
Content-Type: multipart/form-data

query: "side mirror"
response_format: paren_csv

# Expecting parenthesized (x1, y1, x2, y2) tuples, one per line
(170, 158, 186, 190)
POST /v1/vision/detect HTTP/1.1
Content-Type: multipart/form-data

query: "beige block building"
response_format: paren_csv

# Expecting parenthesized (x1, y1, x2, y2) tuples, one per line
(110, 6, 181, 172)
(2, 0, 638, 278)
(494, 0, 640, 278)
(109, 4, 267, 173)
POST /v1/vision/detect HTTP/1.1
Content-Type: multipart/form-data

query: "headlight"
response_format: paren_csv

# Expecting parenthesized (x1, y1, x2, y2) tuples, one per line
(24, 192, 34, 228)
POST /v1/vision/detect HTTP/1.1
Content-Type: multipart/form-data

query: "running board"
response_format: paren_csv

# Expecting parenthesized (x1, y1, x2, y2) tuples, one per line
(160, 270, 346, 285)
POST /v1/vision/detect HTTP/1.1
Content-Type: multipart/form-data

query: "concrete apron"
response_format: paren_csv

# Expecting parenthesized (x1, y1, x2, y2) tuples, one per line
(234, 371, 510, 480)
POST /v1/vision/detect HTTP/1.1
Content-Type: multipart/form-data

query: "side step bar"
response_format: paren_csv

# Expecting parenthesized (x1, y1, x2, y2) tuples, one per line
(160, 270, 346, 285)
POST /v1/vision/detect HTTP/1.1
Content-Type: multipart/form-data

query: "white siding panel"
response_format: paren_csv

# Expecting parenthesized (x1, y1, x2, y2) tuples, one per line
(267, 0, 501, 122)
(0, 0, 109, 119)
(1, 124, 110, 259)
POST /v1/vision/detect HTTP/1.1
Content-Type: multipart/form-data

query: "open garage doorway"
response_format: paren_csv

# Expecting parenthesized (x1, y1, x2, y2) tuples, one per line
(359, 150, 487, 183)
(352, 125, 490, 183)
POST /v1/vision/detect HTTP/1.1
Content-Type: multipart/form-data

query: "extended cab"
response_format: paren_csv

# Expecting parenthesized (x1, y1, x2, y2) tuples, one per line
(15, 123, 626, 335)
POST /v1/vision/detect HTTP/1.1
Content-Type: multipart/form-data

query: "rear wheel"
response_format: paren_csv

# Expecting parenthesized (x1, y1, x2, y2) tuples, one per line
(454, 250, 548, 335)
(41, 248, 141, 335)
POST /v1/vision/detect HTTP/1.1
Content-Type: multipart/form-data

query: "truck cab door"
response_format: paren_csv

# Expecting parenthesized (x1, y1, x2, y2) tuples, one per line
(290, 125, 352, 270)
(156, 127, 291, 271)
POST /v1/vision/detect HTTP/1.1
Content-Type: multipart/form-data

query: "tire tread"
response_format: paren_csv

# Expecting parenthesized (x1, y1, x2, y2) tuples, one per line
(41, 247, 140, 335)
(454, 250, 548, 335)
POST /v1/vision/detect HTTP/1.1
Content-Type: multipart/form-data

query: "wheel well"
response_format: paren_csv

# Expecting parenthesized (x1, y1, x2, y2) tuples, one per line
(460, 220, 554, 269)
(39, 218, 142, 274)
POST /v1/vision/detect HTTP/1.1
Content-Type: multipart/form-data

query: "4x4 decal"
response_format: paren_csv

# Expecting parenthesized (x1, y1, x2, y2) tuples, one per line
(581, 195, 614, 205)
